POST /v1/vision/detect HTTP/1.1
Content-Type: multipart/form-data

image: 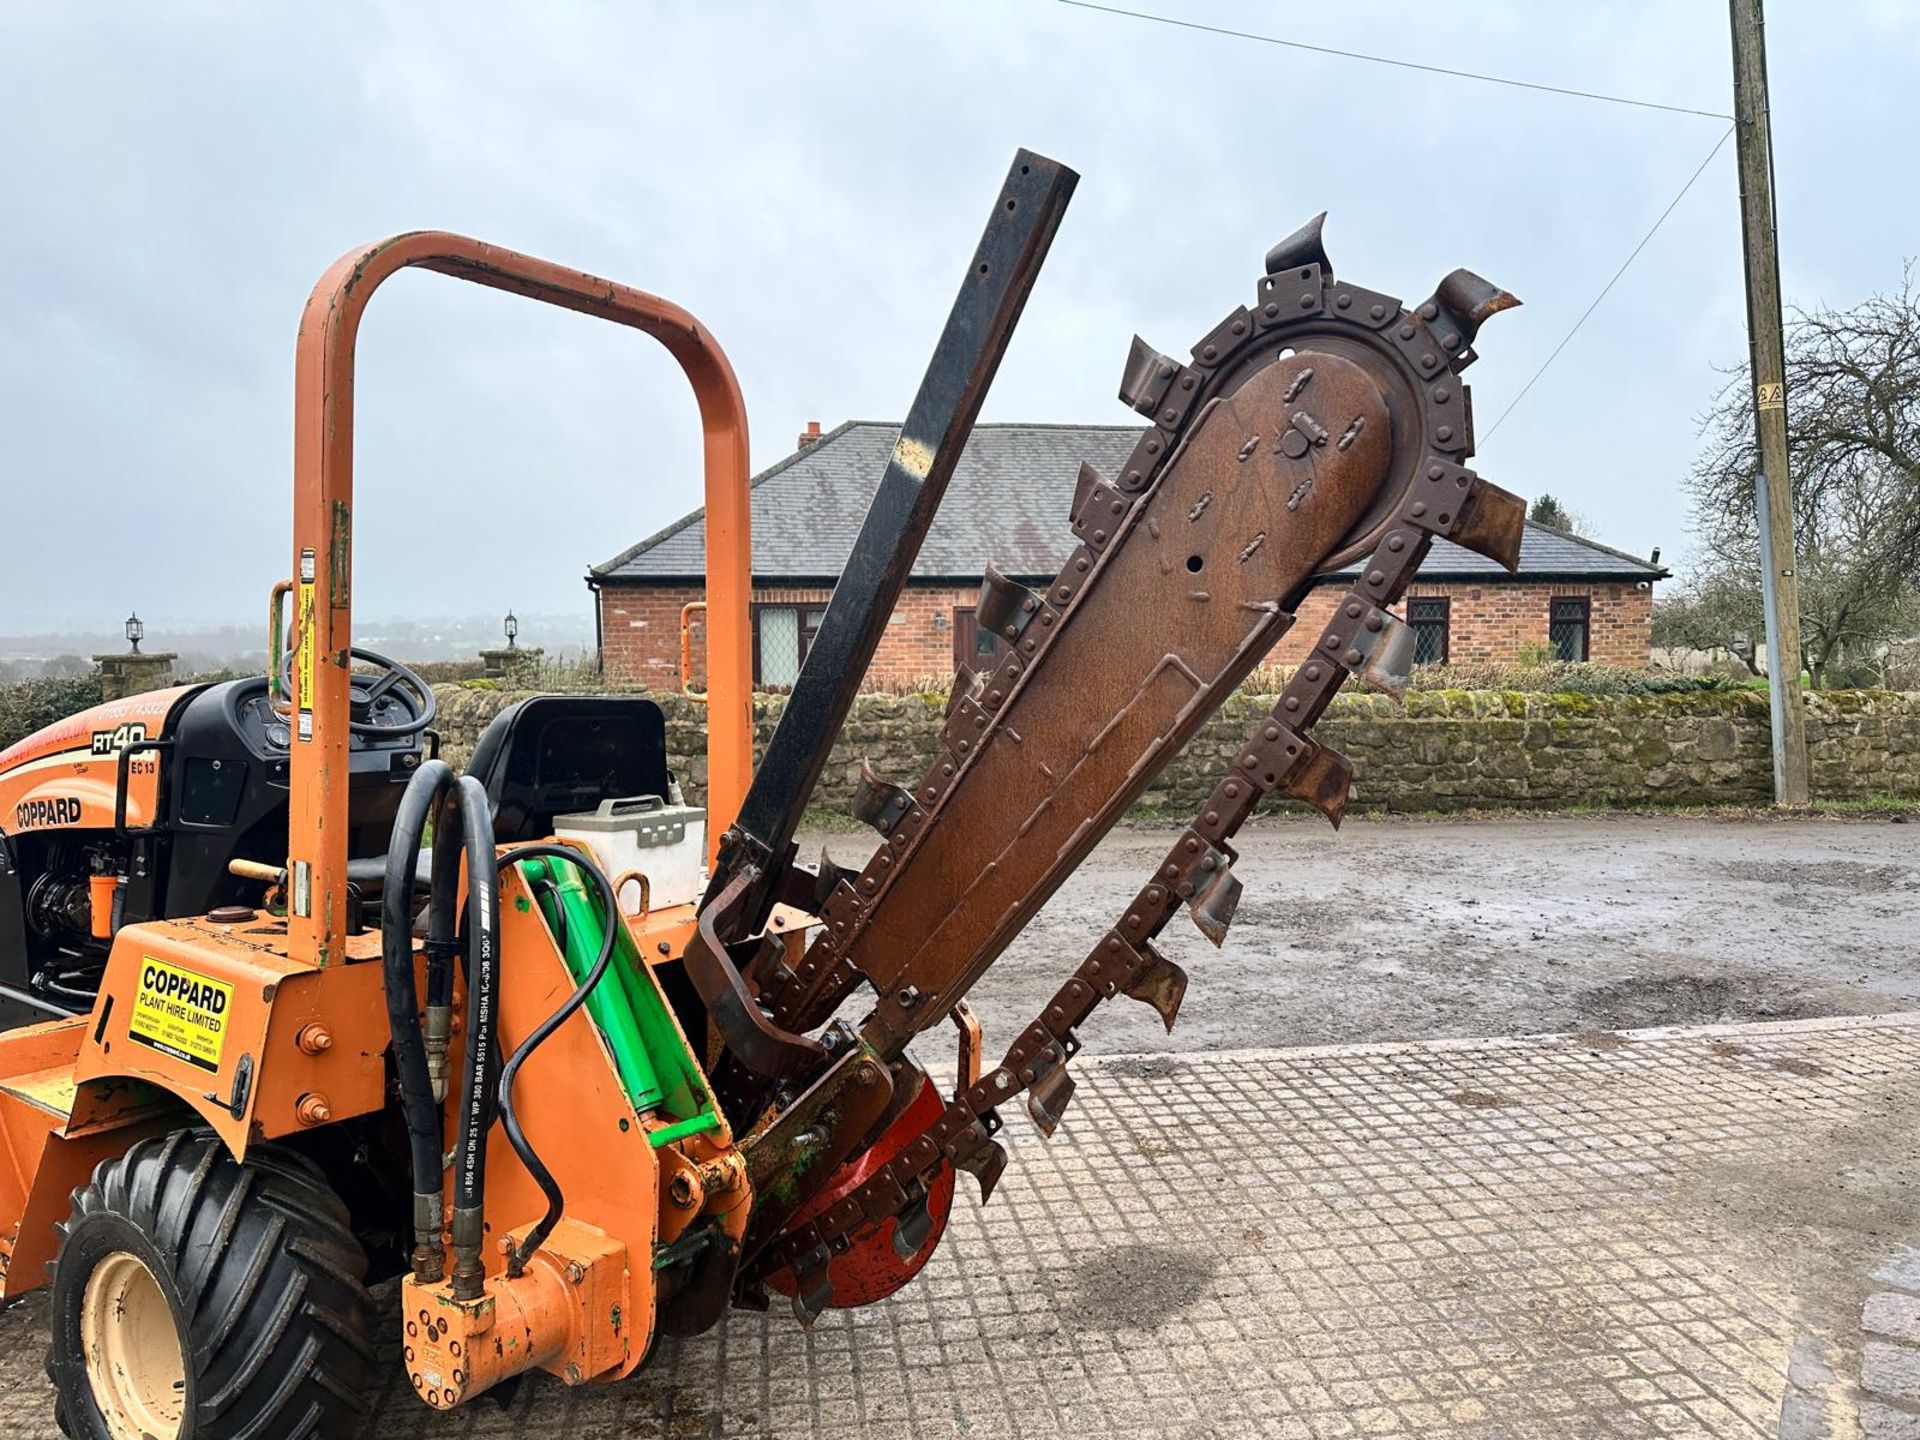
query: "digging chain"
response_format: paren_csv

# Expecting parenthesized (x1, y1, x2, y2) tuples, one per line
(747, 455, 1495, 1292)
(744, 223, 1525, 1302)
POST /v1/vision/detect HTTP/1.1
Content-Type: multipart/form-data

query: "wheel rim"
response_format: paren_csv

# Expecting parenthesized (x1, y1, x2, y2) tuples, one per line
(80, 1251, 186, 1440)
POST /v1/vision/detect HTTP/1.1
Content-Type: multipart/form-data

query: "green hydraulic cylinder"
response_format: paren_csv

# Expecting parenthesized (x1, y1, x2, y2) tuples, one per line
(518, 854, 664, 1111)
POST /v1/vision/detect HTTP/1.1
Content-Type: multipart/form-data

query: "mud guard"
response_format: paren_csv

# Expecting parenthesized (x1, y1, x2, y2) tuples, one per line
(0, 1018, 183, 1300)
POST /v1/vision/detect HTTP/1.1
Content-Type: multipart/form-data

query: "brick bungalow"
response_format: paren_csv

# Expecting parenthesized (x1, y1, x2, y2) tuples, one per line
(588, 421, 1666, 690)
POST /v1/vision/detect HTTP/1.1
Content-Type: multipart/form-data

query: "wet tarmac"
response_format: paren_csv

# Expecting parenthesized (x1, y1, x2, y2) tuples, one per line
(798, 811, 1918, 1062)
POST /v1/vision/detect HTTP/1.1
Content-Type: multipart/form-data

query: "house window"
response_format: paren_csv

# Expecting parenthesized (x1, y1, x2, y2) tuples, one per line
(1409, 597, 1450, 665)
(753, 604, 825, 687)
(952, 607, 1008, 670)
(1549, 596, 1590, 662)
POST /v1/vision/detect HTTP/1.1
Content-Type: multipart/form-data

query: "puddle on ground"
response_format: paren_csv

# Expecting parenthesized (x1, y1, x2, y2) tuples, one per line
(1449, 1089, 1510, 1109)
(1715, 859, 1917, 893)
(1099, 1056, 1183, 1082)
(1068, 1242, 1219, 1332)
(1769, 1057, 1829, 1078)
(1572, 1028, 1629, 1051)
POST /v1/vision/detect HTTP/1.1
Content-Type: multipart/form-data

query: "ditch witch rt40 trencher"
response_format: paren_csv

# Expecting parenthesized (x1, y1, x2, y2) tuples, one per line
(0, 149, 1523, 1439)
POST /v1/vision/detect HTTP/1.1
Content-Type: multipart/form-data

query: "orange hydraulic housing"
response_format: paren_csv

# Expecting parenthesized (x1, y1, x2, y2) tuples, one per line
(0, 233, 765, 1405)
(395, 870, 754, 1403)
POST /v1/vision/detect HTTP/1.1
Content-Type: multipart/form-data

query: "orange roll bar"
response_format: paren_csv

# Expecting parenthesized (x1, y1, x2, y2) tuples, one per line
(287, 232, 752, 965)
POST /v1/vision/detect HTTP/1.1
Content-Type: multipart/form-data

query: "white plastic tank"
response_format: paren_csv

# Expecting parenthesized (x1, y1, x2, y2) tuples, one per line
(553, 794, 706, 915)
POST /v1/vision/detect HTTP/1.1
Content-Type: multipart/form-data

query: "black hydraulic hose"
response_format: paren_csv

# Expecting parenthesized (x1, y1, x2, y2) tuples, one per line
(493, 842, 620, 1277)
(446, 774, 500, 1299)
(425, 786, 466, 1010)
(382, 758, 457, 1282)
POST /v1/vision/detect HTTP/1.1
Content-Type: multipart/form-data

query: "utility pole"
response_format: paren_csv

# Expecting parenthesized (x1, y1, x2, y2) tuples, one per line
(1729, 0, 1810, 804)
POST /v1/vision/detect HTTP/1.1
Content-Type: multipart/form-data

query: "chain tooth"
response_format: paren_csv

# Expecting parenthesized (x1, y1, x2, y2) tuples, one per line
(1263, 211, 1331, 276)
(956, 1138, 1007, 1204)
(1352, 611, 1417, 699)
(1187, 863, 1243, 947)
(1419, 267, 1520, 361)
(1025, 1067, 1076, 1139)
(950, 1000, 983, 1097)
(976, 562, 1045, 644)
(1449, 477, 1526, 571)
(788, 1247, 834, 1327)
(1410, 464, 1525, 572)
(1117, 334, 1180, 417)
(946, 664, 979, 717)
(850, 759, 914, 837)
(812, 848, 855, 911)
(1121, 946, 1188, 1032)
(1070, 461, 1109, 525)
(890, 1190, 935, 1260)
(1280, 743, 1354, 827)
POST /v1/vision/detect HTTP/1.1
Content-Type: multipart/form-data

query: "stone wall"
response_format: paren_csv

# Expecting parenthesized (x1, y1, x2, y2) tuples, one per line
(432, 685, 1920, 814)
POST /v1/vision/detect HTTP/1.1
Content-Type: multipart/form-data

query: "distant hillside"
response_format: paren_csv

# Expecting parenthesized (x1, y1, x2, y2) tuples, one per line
(0, 612, 596, 680)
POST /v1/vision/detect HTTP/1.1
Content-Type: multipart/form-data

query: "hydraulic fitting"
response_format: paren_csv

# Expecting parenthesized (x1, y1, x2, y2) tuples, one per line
(410, 1192, 447, 1284)
(423, 1003, 452, 1103)
(449, 1206, 487, 1300)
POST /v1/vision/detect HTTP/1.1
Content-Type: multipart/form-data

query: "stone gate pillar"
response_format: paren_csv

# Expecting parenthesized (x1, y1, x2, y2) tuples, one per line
(94, 652, 177, 700)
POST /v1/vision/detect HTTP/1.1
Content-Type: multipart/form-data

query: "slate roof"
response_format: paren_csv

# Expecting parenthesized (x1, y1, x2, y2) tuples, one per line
(590, 421, 1667, 585)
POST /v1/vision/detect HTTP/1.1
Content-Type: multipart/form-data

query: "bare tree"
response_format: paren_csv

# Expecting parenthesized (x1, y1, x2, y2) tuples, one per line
(1686, 269, 1920, 686)
(1651, 573, 1764, 672)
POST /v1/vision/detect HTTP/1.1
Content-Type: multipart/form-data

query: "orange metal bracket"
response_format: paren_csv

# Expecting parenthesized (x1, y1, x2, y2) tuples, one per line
(679, 601, 708, 702)
(287, 232, 752, 965)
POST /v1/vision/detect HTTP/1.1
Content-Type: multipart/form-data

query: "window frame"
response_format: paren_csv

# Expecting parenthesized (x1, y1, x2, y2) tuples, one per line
(1407, 595, 1451, 666)
(1548, 594, 1592, 663)
(750, 602, 825, 688)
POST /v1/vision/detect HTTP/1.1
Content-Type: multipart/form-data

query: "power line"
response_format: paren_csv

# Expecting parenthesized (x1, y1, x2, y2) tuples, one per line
(1484, 124, 1735, 439)
(1055, 0, 1733, 121)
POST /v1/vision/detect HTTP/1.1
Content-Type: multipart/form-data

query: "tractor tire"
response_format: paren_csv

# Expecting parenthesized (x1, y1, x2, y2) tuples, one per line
(45, 1128, 376, 1440)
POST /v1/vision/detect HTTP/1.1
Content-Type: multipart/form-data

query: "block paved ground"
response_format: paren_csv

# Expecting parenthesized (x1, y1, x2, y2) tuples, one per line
(6, 1011, 1920, 1437)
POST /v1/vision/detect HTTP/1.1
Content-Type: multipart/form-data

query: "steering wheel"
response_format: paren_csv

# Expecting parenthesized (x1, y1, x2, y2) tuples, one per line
(278, 646, 438, 737)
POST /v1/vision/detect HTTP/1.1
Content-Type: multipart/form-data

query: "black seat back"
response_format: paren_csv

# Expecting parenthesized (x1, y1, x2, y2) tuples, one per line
(466, 696, 672, 841)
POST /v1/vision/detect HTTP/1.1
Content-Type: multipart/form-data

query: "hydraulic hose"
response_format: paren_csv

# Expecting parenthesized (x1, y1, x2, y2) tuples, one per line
(426, 786, 467, 1011)
(381, 759, 457, 1282)
(445, 774, 500, 1300)
(492, 843, 621, 1277)
(417, 785, 471, 1109)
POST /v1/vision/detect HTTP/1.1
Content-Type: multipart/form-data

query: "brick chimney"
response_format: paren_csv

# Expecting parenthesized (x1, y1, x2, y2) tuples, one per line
(797, 420, 823, 450)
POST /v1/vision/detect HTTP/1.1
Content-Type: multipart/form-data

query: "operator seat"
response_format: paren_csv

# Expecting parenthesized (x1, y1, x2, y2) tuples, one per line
(346, 695, 674, 891)
(463, 695, 673, 841)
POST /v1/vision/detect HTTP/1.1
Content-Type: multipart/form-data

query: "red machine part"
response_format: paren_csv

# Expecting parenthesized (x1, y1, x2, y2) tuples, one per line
(765, 1069, 956, 1308)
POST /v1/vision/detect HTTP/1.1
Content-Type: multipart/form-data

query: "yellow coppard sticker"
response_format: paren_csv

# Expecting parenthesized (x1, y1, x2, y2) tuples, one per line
(296, 547, 317, 742)
(129, 958, 232, 1073)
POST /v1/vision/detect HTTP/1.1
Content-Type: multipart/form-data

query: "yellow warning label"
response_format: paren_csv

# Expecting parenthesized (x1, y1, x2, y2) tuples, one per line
(296, 573, 316, 742)
(128, 958, 232, 1073)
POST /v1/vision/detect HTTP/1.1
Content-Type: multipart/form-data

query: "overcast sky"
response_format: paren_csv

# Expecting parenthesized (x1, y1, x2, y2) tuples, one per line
(1, 1, 1912, 642)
